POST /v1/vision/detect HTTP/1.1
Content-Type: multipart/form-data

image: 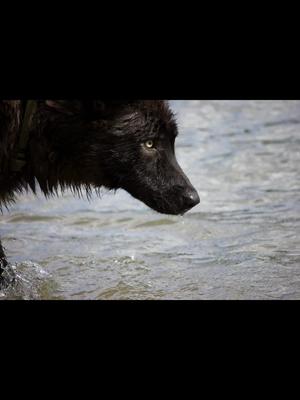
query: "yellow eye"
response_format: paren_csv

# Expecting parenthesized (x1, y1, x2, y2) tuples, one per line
(145, 140, 154, 148)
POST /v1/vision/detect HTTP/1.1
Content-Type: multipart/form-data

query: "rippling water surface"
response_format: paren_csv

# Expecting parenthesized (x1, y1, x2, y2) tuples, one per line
(1, 100, 300, 299)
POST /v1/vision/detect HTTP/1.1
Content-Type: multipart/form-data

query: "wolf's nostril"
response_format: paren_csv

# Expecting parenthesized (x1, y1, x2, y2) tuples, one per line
(184, 189, 200, 209)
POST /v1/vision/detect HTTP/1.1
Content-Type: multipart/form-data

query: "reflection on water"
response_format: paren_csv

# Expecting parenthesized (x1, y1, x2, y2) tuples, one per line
(1, 100, 300, 299)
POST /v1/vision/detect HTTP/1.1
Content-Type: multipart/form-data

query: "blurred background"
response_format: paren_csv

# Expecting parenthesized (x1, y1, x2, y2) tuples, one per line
(1, 100, 300, 299)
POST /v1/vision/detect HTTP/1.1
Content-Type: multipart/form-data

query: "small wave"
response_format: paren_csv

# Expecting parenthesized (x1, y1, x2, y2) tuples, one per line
(7, 214, 62, 223)
(264, 119, 300, 127)
(135, 218, 177, 228)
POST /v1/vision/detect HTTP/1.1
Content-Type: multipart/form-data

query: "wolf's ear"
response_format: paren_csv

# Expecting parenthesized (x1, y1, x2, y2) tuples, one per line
(45, 100, 84, 116)
(45, 100, 133, 119)
(45, 100, 106, 118)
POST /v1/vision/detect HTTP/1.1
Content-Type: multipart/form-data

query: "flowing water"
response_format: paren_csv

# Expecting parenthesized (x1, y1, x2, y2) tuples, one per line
(1, 100, 300, 299)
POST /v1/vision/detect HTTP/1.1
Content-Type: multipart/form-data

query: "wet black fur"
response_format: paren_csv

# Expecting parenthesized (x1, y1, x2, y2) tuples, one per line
(0, 100, 199, 284)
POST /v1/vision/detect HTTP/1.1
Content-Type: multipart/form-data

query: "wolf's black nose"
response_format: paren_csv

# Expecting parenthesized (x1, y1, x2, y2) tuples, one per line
(182, 188, 200, 211)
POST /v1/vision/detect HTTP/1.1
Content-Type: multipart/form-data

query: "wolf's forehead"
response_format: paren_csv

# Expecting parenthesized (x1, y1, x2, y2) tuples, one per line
(143, 113, 178, 138)
(118, 106, 178, 138)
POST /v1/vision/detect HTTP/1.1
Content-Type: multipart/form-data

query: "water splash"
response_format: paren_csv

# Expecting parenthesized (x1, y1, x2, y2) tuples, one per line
(0, 262, 52, 300)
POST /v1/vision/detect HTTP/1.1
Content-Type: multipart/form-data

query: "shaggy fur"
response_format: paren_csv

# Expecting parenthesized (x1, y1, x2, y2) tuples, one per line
(0, 100, 199, 283)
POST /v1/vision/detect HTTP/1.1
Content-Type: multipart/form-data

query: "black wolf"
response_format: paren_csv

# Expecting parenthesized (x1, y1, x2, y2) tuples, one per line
(0, 100, 199, 283)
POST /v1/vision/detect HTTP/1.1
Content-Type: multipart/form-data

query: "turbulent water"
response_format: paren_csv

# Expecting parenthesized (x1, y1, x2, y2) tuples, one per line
(1, 100, 300, 300)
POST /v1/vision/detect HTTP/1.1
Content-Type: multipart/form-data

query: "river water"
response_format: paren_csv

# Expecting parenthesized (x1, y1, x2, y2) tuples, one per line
(1, 100, 300, 299)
